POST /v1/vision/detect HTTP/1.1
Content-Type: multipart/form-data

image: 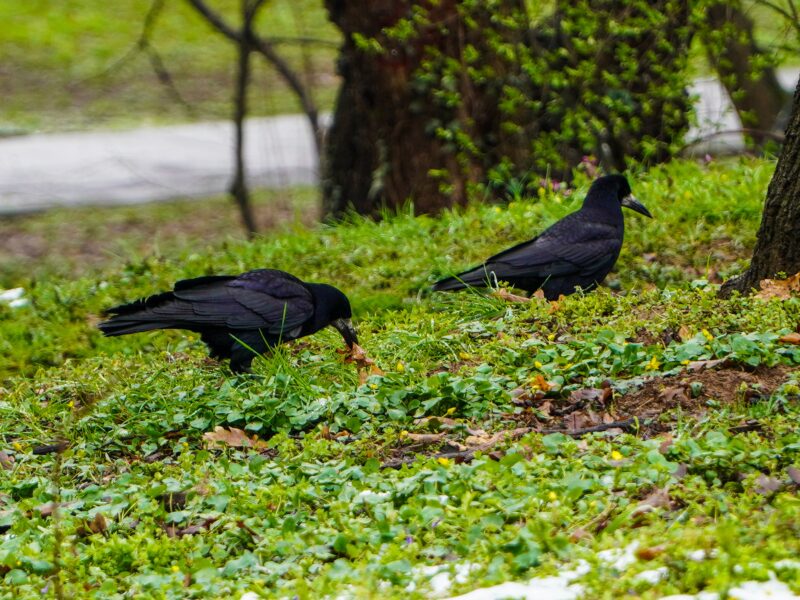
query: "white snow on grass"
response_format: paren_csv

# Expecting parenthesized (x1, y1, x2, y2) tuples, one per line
(407, 563, 478, 596)
(596, 541, 640, 571)
(0, 287, 28, 308)
(727, 577, 800, 599)
(443, 576, 583, 600)
(442, 563, 589, 600)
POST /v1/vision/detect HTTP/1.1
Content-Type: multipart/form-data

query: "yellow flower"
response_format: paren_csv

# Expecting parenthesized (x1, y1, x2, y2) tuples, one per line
(12, 441, 22, 451)
(459, 351, 472, 360)
(534, 360, 543, 369)
(437, 457, 452, 467)
(548, 491, 558, 501)
(565, 363, 574, 369)
(702, 328, 714, 341)
(399, 430, 409, 439)
(67, 400, 74, 408)
(547, 333, 555, 341)
(681, 359, 690, 365)
(369, 383, 378, 390)
(611, 450, 623, 461)
(396, 362, 405, 373)
(171, 565, 180, 573)
(646, 356, 660, 371)
(494, 206, 502, 213)
(445, 407, 457, 416)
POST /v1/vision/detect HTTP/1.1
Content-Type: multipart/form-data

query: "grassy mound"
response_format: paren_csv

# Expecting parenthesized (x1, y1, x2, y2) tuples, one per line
(1, 158, 799, 598)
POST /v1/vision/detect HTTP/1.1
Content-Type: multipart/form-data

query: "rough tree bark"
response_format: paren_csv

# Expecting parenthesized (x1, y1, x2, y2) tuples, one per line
(721, 75, 800, 296)
(322, 0, 521, 217)
(702, 1, 790, 146)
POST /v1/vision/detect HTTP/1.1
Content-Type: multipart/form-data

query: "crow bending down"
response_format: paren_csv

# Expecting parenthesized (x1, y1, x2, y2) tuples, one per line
(98, 269, 358, 373)
(432, 174, 652, 300)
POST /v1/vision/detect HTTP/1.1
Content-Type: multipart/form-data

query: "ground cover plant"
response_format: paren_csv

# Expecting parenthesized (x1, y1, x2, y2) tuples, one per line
(1, 158, 799, 598)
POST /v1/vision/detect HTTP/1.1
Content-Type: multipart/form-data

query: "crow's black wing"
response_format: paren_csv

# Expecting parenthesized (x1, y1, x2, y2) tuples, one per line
(168, 269, 315, 333)
(438, 215, 621, 288)
(485, 218, 622, 277)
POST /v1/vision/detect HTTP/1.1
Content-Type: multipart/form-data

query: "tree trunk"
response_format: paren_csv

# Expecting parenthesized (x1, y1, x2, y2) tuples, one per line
(322, 0, 483, 217)
(322, 0, 692, 218)
(721, 76, 800, 296)
(702, 1, 790, 146)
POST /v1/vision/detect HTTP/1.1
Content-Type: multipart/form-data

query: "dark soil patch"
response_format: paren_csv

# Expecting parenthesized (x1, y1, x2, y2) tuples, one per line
(614, 364, 792, 421)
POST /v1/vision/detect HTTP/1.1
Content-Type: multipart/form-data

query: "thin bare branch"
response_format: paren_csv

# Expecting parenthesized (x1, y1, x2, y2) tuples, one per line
(184, 0, 322, 153)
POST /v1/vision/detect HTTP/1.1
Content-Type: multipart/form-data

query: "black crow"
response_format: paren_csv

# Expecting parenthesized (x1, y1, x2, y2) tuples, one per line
(432, 174, 651, 300)
(98, 269, 358, 373)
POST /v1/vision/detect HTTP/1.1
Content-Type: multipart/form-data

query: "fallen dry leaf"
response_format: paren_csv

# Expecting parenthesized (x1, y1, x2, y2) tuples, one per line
(778, 332, 800, 345)
(755, 474, 783, 496)
(493, 289, 531, 303)
(35, 502, 56, 518)
(89, 512, 107, 534)
(340, 343, 384, 384)
(533, 289, 546, 300)
(564, 411, 600, 431)
(678, 325, 692, 341)
(202, 426, 268, 451)
(406, 433, 446, 445)
(660, 386, 690, 407)
(755, 272, 800, 301)
(531, 374, 552, 392)
(686, 358, 727, 372)
(635, 545, 667, 561)
(658, 434, 674, 454)
(0, 450, 13, 470)
(639, 487, 673, 510)
(788, 466, 800, 485)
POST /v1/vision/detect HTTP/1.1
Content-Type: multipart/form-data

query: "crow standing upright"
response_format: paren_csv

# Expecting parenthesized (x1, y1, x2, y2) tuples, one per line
(432, 174, 652, 300)
(98, 269, 358, 373)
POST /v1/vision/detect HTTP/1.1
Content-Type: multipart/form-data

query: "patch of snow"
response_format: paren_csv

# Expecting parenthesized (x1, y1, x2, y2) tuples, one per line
(355, 489, 390, 501)
(775, 560, 800, 570)
(635, 567, 668, 584)
(407, 563, 478, 596)
(728, 578, 800, 599)
(442, 563, 588, 600)
(0, 288, 24, 301)
(8, 298, 29, 308)
(443, 576, 583, 600)
(659, 594, 719, 600)
(597, 541, 640, 571)
(687, 550, 708, 562)
(240, 593, 260, 600)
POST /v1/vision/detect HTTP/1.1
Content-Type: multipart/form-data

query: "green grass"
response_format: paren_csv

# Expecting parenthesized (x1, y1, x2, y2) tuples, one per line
(0, 0, 339, 133)
(2, 158, 800, 598)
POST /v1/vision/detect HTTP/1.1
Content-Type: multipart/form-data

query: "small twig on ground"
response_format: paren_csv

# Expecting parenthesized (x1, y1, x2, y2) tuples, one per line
(541, 418, 640, 436)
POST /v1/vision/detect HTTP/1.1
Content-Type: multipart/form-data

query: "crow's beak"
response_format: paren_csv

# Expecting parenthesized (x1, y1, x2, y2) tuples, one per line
(332, 318, 358, 348)
(621, 194, 652, 218)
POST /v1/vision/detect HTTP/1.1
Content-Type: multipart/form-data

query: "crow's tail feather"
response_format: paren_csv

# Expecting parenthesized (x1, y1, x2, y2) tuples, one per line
(432, 276, 468, 292)
(432, 267, 493, 292)
(98, 317, 170, 337)
(98, 291, 178, 337)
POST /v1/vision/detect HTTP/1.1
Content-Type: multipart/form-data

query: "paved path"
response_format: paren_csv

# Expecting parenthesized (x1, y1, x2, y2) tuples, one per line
(0, 70, 797, 215)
